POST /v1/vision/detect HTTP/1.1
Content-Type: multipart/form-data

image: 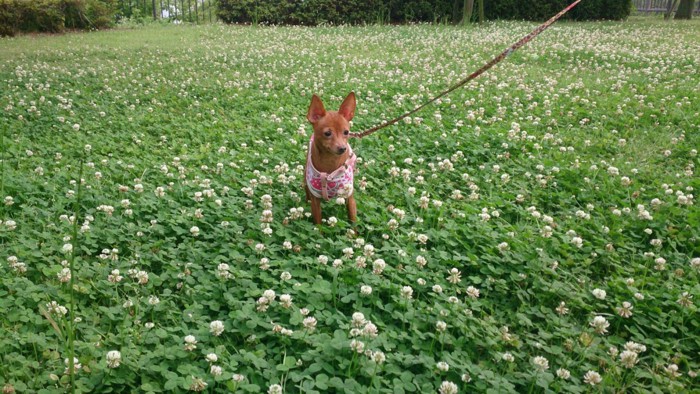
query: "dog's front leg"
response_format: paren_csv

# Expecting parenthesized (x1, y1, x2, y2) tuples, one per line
(346, 194, 357, 223)
(310, 195, 322, 225)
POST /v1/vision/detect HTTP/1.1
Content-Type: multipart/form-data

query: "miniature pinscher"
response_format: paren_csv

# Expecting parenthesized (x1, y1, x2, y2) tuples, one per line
(304, 92, 357, 225)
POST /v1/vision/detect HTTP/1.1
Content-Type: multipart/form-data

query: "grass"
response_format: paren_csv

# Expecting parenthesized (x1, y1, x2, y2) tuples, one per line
(1, 18, 699, 393)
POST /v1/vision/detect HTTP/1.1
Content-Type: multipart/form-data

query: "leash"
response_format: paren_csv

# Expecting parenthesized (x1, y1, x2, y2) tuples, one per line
(350, 0, 582, 139)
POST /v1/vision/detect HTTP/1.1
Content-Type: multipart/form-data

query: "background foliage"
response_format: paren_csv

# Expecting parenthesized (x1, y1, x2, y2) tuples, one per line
(0, 0, 115, 36)
(217, 0, 633, 25)
(0, 0, 635, 35)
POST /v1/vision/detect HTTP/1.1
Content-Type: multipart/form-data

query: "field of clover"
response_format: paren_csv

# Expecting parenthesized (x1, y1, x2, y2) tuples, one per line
(1, 18, 699, 393)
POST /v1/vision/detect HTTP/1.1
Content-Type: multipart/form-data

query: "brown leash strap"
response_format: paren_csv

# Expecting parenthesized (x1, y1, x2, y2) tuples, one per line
(350, 0, 582, 139)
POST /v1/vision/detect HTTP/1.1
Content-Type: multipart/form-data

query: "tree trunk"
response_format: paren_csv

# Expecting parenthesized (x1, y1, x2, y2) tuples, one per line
(152, 0, 157, 20)
(664, 0, 679, 19)
(461, 0, 474, 25)
(674, 0, 695, 18)
(477, 0, 484, 23)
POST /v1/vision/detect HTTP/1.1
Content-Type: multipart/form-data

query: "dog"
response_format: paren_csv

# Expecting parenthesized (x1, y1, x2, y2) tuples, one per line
(304, 92, 357, 225)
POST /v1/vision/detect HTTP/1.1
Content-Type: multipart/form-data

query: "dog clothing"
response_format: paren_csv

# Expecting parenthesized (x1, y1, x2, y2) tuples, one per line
(305, 135, 356, 201)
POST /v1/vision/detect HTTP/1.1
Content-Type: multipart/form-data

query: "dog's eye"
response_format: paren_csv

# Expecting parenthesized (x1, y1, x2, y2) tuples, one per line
(343, 130, 349, 136)
(324, 130, 332, 137)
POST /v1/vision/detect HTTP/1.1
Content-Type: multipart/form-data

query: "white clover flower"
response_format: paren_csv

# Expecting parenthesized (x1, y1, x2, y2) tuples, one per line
(400, 286, 413, 299)
(532, 356, 549, 372)
(64, 357, 82, 374)
(502, 352, 514, 362)
(616, 301, 633, 318)
(57, 268, 71, 283)
(105, 350, 121, 368)
(349, 339, 365, 353)
(583, 370, 602, 385)
(267, 384, 283, 394)
(664, 364, 682, 378)
(46, 301, 68, 317)
(341, 247, 354, 259)
(447, 268, 461, 284)
(263, 289, 276, 302)
(371, 351, 386, 364)
(232, 374, 245, 383)
(210, 320, 224, 336)
(438, 381, 458, 394)
(184, 335, 197, 351)
(619, 350, 638, 368)
(372, 259, 386, 275)
(302, 316, 317, 331)
(591, 288, 606, 300)
(360, 285, 372, 296)
(570, 236, 583, 248)
(190, 226, 200, 237)
(436, 321, 447, 332)
(351, 312, 366, 328)
(677, 292, 693, 307)
(108, 269, 123, 283)
(436, 361, 449, 372)
(217, 263, 232, 279)
(608, 347, 617, 360)
(624, 341, 647, 353)
(210, 365, 223, 376)
(590, 316, 610, 334)
(466, 286, 480, 299)
(135, 270, 149, 285)
(556, 368, 570, 379)
(188, 376, 207, 392)
(3, 219, 17, 230)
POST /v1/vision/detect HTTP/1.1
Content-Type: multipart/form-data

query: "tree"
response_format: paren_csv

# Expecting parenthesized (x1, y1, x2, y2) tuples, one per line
(478, 0, 484, 23)
(664, 0, 679, 19)
(674, 0, 695, 18)
(461, 0, 474, 25)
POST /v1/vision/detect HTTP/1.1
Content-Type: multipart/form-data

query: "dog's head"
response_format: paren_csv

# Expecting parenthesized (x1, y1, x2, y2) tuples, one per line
(307, 92, 356, 156)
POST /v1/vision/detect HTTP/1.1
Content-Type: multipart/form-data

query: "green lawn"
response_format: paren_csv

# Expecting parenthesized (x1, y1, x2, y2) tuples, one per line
(1, 18, 699, 393)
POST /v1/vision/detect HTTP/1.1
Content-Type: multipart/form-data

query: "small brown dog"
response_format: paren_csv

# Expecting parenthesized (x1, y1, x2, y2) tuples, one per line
(304, 92, 357, 225)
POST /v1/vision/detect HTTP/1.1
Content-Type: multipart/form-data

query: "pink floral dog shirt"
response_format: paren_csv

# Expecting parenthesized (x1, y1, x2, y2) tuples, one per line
(305, 135, 356, 201)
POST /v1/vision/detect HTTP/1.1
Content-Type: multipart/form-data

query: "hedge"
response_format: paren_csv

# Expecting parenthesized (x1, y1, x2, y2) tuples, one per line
(217, 0, 632, 25)
(0, 0, 116, 36)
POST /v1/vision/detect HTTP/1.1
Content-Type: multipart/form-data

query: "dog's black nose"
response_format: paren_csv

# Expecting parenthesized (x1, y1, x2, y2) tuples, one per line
(337, 147, 347, 154)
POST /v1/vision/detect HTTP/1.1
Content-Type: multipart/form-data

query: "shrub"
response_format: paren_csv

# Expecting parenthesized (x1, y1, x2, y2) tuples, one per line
(0, 0, 116, 36)
(17, 0, 66, 33)
(484, 0, 632, 21)
(217, 0, 631, 26)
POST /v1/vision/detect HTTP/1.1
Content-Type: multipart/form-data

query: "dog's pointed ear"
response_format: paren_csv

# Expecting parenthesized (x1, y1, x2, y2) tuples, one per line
(307, 94, 326, 124)
(338, 92, 356, 122)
